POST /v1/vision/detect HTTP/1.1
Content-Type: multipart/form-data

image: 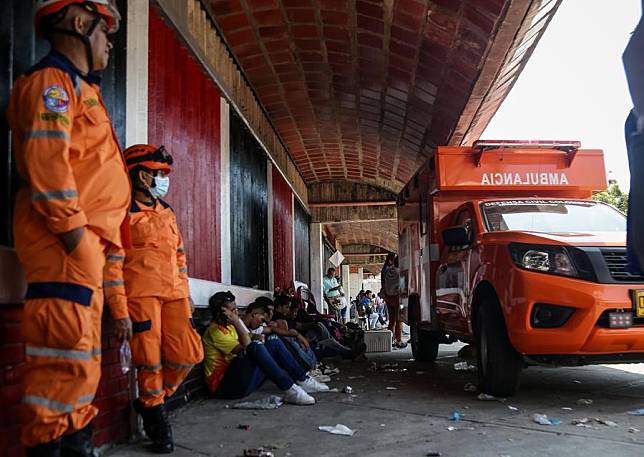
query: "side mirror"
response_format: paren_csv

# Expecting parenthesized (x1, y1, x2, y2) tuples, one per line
(442, 225, 472, 247)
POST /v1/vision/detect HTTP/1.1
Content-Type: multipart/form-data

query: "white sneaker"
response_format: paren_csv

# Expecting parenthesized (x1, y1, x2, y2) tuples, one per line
(298, 376, 330, 393)
(308, 370, 332, 383)
(284, 384, 316, 405)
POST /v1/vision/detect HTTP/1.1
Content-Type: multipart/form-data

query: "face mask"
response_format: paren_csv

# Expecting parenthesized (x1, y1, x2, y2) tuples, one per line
(149, 175, 170, 199)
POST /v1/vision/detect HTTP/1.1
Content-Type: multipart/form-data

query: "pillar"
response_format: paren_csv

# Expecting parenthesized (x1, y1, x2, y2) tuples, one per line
(310, 223, 324, 311)
(220, 99, 231, 284)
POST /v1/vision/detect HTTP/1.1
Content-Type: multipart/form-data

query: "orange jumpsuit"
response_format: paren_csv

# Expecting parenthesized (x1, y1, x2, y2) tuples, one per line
(104, 199, 203, 408)
(6, 51, 130, 446)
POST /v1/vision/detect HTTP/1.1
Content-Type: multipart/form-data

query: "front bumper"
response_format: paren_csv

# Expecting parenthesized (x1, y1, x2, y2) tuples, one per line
(504, 268, 644, 355)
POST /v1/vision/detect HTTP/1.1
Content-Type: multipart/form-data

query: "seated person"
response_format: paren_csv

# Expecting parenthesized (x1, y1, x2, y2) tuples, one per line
(359, 290, 380, 329)
(374, 292, 389, 326)
(273, 296, 364, 360)
(202, 291, 328, 404)
(245, 299, 318, 371)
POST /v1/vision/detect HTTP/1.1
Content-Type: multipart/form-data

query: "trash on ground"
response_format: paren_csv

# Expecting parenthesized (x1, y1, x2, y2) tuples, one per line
(594, 418, 618, 427)
(448, 411, 464, 421)
(318, 424, 355, 436)
(328, 388, 340, 393)
(532, 414, 561, 426)
(237, 424, 251, 430)
(232, 396, 283, 410)
(343, 386, 353, 394)
(243, 448, 275, 457)
(447, 426, 456, 431)
(572, 418, 591, 428)
(385, 386, 398, 390)
(576, 398, 593, 406)
(573, 380, 582, 384)
(477, 393, 505, 402)
(561, 407, 573, 411)
(348, 375, 365, 380)
(627, 409, 644, 416)
(453, 361, 477, 371)
(508, 406, 519, 412)
(463, 383, 478, 392)
(628, 427, 640, 433)
(426, 452, 442, 456)
(380, 424, 385, 427)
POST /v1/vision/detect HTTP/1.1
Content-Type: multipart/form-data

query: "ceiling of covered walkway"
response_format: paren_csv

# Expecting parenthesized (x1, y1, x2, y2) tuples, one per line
(204, 0, 561, 266)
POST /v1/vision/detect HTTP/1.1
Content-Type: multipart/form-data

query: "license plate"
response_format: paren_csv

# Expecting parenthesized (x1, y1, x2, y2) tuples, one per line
(632, 290, 644, 318)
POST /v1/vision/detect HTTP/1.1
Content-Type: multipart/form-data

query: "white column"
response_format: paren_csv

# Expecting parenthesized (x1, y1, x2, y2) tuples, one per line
(291, 194, 296, 283)
(341, 263, 351, 317)
(125, 0, 149, 146)
(220, 98, 231, 285)
(310, 223, 324, 311)
(267, 162, 274, 291)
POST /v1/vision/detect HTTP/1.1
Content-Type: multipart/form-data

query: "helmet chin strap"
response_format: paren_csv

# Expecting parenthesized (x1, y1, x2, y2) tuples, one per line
(49, 14, 102, 73)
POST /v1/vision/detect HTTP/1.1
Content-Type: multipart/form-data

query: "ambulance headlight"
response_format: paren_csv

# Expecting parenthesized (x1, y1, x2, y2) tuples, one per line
(509, 244, 596, 281)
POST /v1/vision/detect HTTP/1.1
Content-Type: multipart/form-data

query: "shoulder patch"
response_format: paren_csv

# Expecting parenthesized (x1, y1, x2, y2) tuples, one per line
(43, 85, 70, 113)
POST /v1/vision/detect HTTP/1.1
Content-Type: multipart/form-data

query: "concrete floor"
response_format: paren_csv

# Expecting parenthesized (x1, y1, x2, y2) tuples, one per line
(107, 344, 644, 457)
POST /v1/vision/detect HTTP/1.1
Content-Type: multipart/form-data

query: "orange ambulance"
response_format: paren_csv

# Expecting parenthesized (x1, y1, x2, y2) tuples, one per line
(398, 140, 644, 396)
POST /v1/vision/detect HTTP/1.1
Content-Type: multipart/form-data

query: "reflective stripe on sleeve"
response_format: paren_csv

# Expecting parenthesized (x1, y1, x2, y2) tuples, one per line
(26, 345, 100, 361)
(25, 130, 70, 141)
(178, 267, 188, 273)
(31, 189, 78, 202)
(106, 255, 125, 262)
(162, 359, 194, 370)
(77, 394, 95, 405)
(137, 364, 162, 372)
(103, 280, 125, 288)
(23, 395, 74, 413)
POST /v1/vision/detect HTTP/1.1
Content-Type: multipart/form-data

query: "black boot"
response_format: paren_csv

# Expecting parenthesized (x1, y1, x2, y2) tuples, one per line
(26, 439, 61, 457)
(133, 399, 174, 453)
(61, 424, 98, 457)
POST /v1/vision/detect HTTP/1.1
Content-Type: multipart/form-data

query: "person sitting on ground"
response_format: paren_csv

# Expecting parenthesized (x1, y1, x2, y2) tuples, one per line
(202, 291, 328, 403)
(245, 299, 318, 371)
(273, 295, 364, 360)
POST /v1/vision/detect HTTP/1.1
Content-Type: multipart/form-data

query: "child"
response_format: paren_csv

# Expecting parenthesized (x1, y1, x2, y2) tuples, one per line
(202, 292, 328, 403)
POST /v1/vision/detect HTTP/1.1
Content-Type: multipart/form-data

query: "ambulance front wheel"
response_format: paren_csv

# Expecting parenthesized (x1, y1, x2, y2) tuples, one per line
(475, 298, 523, 397)
(410, 323, 439, 362)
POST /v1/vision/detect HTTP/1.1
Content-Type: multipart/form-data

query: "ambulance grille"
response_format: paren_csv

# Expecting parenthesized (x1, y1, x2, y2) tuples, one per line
(601, 249, 644, 282)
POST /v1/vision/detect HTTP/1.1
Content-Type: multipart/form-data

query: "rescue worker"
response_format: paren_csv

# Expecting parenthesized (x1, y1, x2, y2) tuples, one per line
(6, 1, 128, 456)
(103, 144, 204, 453)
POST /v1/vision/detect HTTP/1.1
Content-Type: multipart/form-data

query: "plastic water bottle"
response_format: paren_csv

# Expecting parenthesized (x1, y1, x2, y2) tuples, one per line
(120, 340, 132, 374)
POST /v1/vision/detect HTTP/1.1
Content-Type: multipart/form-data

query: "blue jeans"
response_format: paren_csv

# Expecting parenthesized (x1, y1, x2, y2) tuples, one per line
(626, 111, 644, 274)
(216, 339, 308, 399)
(280, 335, 317, 370)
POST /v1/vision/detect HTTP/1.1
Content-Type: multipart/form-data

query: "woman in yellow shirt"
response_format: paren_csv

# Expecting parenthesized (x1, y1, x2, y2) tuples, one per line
(202, 292, 328, 404)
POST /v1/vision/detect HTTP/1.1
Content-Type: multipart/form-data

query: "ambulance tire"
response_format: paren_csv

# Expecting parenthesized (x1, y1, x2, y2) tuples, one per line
(411, 324, 439, 362)
(476, 299, 522, 397)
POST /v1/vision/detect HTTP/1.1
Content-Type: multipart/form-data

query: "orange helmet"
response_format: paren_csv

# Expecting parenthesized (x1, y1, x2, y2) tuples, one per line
(35, 0, 121, 35)
(124, 144, 173, 174)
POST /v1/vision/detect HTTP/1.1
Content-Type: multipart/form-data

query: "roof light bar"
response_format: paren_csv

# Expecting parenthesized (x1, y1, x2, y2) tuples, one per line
(473, 140, 582, 150)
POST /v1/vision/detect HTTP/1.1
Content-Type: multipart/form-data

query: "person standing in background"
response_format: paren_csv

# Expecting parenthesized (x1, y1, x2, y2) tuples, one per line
(382, 253, 406, 348)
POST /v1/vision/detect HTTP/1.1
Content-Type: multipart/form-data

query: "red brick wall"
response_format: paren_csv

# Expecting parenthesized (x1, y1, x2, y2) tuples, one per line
(0, 305, 132, 456)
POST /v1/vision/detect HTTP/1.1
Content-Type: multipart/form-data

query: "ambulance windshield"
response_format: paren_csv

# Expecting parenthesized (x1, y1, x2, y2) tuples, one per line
(481, 200, 625, 233)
